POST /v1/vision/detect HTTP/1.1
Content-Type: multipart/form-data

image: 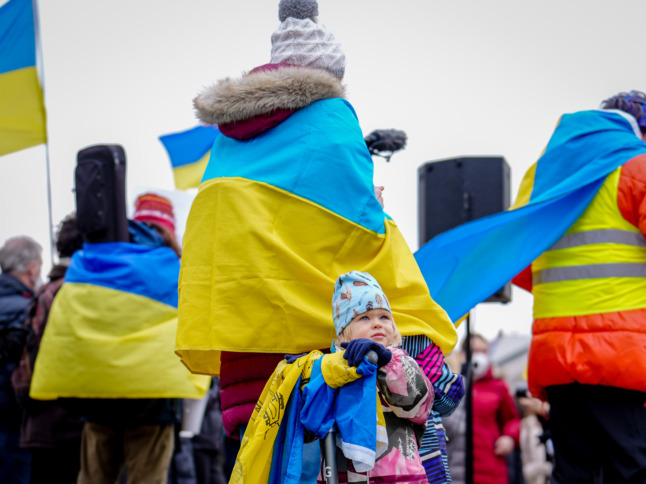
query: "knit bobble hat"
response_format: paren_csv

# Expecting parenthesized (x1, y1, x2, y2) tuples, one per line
(270, 0, 346, 79)
(133, 193, 176, 236)
(332, 271, 391, 336)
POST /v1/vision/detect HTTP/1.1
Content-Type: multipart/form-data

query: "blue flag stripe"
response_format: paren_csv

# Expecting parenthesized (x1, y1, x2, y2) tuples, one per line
(0, 0, 35, 74)
(64, 242, 180, 308)
(202, 98, 389, 234)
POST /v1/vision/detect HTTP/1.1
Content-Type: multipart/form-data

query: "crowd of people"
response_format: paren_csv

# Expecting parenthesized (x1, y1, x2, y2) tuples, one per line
(2, 0, 646, 483)
(0, 194, 231, 484)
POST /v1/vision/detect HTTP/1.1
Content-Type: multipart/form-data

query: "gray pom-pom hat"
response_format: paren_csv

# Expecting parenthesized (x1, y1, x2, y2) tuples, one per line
(270, 0, 346, 79)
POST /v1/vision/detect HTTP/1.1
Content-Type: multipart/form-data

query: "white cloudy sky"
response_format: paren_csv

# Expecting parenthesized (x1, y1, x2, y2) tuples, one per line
(1, 0, 645, 343)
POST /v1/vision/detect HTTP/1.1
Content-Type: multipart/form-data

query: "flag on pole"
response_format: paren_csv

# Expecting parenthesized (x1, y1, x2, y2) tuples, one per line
(159, 125, 219, 190)
(414, 109, 646, 322)
(0, 0, 47, 156)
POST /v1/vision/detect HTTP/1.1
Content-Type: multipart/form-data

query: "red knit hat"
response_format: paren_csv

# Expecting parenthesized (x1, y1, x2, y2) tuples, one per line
(133, 193, 176, 236)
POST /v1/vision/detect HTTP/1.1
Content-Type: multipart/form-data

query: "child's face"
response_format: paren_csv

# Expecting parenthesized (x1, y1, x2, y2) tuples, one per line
(345, 308, 395, 346)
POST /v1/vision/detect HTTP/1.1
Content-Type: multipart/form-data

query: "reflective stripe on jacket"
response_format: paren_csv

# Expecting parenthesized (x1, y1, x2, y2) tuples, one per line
(529, 157, 646, 399)
(533, 167, 646, 318)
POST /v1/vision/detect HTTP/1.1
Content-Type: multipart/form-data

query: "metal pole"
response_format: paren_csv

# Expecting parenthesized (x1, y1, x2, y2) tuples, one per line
(465, 312, 474, 484)
(322, 428, 339, 484)
(33, 0, 55, 264)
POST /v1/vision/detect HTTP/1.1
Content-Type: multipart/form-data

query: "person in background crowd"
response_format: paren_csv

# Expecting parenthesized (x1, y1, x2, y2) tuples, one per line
(168, 378, 227, 484)
(11, 215, 84, 484)
(75, 193, 183, 484)
(132, 192, 182, 258)
(0, 235, 42, 483)
(28, 192, 209, 484)
(444, 333, 520, 484)
(516, 391, 552, 484)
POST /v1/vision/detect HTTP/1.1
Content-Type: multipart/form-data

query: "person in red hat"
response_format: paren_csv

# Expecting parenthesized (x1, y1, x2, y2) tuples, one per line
(132, 193, 182, 257)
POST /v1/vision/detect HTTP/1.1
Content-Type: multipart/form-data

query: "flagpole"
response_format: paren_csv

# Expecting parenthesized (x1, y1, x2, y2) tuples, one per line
(32, 0, 55, 264)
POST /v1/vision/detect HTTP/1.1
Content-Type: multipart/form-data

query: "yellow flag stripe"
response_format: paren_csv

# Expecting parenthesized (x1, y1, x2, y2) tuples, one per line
(31, 283, 209, 400)
(177, 177, 456, 376)
(0, 66, 46, 156)
(172, 151, 210, 190)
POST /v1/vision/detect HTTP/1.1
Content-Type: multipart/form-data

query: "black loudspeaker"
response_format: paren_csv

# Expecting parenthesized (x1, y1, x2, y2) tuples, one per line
(75, 144, 129, 244)
(418, 156, 511, 304)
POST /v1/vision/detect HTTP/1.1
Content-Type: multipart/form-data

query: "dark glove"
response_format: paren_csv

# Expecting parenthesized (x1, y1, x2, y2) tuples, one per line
(340, 339, 392, 368)
(284, 352, 307, 364)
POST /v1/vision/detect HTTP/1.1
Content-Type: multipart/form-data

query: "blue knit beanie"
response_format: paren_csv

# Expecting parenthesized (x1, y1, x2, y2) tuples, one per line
(332, 271, 391, 336)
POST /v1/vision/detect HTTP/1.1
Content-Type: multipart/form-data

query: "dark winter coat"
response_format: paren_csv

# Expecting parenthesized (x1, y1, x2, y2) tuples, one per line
(11, 270, 84, 447)
(0, 273, 33, 429)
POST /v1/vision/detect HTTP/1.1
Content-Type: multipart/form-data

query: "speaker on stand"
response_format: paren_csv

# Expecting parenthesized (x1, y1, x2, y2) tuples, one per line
(417, 155, 512, 484)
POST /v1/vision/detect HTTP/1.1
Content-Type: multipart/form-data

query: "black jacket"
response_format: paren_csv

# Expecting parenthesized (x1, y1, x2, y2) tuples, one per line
(0, 273, 33, 428)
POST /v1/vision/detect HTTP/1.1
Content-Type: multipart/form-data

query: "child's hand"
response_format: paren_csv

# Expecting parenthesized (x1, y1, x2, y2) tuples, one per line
(340, 339, 392, 368)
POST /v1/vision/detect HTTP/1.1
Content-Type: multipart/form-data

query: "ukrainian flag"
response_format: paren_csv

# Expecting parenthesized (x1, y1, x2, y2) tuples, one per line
(0, 0, 46, 156)
(176, 98, 457, 376)
(415, 109, 646, 322)
(31, 242, 210, 400)
(159, 125, 220, 190)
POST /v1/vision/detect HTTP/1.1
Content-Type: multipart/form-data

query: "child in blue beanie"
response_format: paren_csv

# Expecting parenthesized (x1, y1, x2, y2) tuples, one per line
(328, 270, 433, 483)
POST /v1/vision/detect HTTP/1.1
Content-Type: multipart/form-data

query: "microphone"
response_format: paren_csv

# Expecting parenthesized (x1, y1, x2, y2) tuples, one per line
(364, 129, 408, 162)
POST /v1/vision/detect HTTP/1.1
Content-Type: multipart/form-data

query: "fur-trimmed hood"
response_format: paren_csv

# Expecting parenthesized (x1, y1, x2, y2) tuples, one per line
(193, 65, 345, 126)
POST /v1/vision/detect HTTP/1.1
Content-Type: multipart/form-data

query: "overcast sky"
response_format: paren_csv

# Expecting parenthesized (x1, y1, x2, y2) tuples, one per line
(2, 0, 645, 343)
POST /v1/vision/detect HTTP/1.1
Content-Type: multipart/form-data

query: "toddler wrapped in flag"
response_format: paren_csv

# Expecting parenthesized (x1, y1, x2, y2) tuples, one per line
(232, 271, 444, 484)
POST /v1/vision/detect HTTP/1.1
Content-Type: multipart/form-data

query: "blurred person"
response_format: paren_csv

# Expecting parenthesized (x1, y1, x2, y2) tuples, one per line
(28, 193, 209, 484)
(10, 215, 84, 483)
(190, 378, 227, 484)
(515, 391, 551, 484)
(168, 378, 227, 484)
(0, 235, 42, 483)
(132, 192, 182, 258)
(176, 0, 457, 462)
(511, 90, 646, 483)
(444, 333, 520, 484)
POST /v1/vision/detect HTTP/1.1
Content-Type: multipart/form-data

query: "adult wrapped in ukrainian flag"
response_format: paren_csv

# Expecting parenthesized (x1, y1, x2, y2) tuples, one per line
(177, 0, 456, 441)
(175, 96, 456, 377)
(31, 241, 209, 400)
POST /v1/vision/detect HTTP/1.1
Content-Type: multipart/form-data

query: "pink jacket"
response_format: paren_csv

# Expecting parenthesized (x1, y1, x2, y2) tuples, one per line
(338, 347, 434, 483)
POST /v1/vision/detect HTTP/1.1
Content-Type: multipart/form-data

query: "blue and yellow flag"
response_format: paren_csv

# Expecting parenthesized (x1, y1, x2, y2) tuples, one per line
(159, 125, 220, 190)
(31, 242, 210, 400)
(0, 0, 46, 156)
(415, 109, 646, 322)
(177, 98, 457, 376)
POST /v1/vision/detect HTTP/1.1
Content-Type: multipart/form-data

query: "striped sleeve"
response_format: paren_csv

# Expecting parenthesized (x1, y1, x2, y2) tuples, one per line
(403, 336, 465, 417)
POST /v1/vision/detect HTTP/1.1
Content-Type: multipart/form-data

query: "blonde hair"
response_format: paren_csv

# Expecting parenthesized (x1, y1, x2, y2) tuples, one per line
(335, 312, 402, 347)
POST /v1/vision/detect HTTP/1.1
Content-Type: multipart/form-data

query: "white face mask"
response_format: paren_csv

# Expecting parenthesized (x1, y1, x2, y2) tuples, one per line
(471, 352, 490, 381)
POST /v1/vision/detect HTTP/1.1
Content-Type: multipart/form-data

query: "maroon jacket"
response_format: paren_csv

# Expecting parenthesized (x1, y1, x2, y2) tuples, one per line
(219, 352, 284, 438)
